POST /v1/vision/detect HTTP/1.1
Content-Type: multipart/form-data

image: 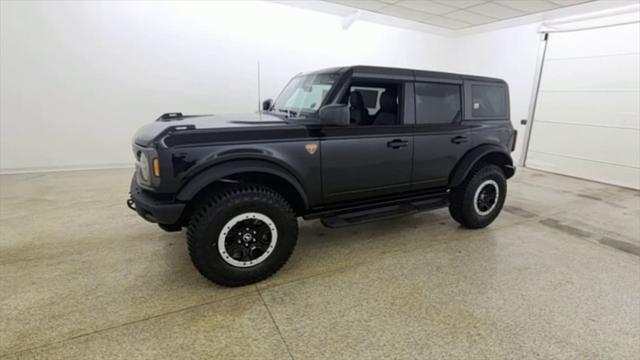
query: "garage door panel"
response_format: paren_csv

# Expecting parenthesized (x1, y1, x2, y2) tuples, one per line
(540, 54, 640, 90)
(529, 122, 640, 168)
(545, 23, 640, 59)
(528, 22, 640, 189)
(535, 91, 640, 129)
(526, 151, 640, 189)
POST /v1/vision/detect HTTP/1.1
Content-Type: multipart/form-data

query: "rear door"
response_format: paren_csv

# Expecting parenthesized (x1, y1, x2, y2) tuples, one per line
(412, 81, 470, 189)
(321, 81, 414, 203)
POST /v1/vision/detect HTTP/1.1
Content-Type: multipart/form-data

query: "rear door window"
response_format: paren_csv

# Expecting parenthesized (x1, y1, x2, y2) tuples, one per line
(415, 83, 462, 124)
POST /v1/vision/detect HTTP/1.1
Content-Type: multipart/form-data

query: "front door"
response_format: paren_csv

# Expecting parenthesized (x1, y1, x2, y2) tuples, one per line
(321, 127, 413, 203)
(321, 81, 413, 203)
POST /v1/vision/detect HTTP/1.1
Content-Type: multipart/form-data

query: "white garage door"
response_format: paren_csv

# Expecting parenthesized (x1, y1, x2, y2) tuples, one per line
(526, 22, 640, 189)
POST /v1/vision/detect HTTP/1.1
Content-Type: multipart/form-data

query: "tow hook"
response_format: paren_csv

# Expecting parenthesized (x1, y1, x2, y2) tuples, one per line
(126, 198, 136, 212)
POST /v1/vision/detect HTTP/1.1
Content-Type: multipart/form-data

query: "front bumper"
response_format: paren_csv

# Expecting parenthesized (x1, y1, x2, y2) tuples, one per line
(128, 176, 185, 224)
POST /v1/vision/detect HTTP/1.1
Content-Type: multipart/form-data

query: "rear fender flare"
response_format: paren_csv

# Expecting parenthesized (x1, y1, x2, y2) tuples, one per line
(449, 144, 514, 188)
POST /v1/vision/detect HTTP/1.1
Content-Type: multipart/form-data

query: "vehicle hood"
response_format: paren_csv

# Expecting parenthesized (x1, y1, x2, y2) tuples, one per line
(133, 112, 296, 147)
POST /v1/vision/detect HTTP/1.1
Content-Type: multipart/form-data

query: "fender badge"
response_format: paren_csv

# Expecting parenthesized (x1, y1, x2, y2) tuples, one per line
(305, 143, 318, 155)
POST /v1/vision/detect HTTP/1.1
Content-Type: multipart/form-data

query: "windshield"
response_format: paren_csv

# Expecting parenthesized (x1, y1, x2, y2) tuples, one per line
(271, 73, 338, 118)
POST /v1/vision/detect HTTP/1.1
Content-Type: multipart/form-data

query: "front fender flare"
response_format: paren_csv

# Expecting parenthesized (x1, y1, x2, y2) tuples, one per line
(175, 159, 309, 208)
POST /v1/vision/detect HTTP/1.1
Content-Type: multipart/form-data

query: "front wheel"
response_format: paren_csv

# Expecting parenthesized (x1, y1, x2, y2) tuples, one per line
(449, 164, 507, 229)
(187, 185, 298, 287)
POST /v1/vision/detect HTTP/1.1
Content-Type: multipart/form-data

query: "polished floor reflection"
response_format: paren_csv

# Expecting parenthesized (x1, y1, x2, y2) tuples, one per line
(1, 168, 639, 359)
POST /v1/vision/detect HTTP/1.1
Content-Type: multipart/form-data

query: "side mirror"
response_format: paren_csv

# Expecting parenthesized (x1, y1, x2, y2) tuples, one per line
(262, 99, 273, 111)
(318, 104, 349, 126)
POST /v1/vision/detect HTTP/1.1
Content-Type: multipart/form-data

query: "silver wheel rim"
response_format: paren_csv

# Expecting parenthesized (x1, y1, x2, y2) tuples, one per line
(473, 180, 499, 216)
(217, 212, 278, 268)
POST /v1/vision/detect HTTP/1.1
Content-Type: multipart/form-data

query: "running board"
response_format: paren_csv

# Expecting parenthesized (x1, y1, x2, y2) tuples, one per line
(320, 197, 448, 228)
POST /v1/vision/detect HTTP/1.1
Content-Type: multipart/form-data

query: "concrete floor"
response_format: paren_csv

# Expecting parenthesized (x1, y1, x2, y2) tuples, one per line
(1, 168, 639, 359)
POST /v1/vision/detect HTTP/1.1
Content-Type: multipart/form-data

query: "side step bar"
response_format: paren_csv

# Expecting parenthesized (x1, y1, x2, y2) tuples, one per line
(318, 196, 448, 228)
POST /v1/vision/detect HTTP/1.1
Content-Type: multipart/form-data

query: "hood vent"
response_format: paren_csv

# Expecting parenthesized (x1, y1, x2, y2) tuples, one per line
(156, 112, 214, 122)
(231, 120, 285, 125)
(156, 112, 184, 121)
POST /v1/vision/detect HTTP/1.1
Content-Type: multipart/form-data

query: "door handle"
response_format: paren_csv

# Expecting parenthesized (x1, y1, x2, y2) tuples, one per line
(451, 136, 468, 144)
(387, 139, 409, 149)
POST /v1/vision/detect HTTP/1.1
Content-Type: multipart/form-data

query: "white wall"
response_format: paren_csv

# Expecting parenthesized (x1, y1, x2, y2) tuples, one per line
(0, 1, 588, 173)
(0, 0, 449, 172)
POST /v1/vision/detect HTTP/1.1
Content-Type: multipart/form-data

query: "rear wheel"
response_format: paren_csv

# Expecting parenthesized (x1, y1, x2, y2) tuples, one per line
(449, 164, 506, 229)
(187, 185, 297, 287)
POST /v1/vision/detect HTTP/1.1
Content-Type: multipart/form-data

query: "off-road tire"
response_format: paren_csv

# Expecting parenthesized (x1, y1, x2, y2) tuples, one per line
(449, 164, 506, 229)
(187, 185, 298, 287)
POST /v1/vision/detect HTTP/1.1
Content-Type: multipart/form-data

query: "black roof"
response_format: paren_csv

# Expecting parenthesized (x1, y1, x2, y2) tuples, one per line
(306, 65, 506, 84)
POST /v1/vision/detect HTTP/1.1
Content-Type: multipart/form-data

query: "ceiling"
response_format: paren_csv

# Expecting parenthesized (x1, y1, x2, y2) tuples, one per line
(322, 0, 594, 30)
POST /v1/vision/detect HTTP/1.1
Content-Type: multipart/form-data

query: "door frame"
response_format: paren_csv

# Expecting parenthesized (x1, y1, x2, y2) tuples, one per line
(520, 32, 549, 167)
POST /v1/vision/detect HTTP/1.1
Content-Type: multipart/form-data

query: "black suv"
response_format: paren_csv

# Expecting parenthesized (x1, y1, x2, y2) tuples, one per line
(128, 66, 516, 286)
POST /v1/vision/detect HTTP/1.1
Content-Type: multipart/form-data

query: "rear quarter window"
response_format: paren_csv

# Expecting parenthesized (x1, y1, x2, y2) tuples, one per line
(470, 84, 508, 118)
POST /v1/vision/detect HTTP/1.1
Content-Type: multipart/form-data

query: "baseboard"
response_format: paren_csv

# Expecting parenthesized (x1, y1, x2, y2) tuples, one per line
(0, 163, 134, 175)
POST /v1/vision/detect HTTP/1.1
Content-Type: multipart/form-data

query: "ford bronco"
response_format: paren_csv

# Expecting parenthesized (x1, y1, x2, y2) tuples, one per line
(128, 66, 516, 286)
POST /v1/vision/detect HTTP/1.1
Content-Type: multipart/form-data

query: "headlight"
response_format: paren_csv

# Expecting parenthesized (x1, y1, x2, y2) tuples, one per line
(138, 152, 150, 182)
